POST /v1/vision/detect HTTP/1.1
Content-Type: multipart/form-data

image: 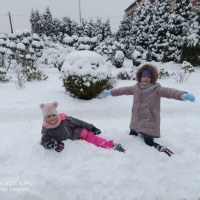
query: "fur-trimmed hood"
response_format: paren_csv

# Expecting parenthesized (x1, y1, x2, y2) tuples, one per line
(136, 64, 158, 84)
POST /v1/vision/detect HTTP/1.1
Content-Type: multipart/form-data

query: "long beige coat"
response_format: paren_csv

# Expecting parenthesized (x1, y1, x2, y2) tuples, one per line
(110, 64, 185, 138)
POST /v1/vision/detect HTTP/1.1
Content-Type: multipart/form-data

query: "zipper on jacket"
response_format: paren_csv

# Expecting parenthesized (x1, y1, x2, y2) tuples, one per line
(149, 109, 155, 119)
(137, 90, 142, 128)
(64, 126, 71, 137)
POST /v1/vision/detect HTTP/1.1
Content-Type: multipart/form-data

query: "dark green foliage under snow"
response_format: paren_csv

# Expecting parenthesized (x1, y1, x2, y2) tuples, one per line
(30, 8, 112, 45)
(21, 66, 48, 81)
(164, 0, 192, 62)
(181, 45, 200, 66)
(181, 13, 200, 66)
(62, 74, 114, 100)
(61, 50, 116, 100)
(117, 67, 136, 80)
(116, 13, 133, 59)
(28, 4, 200, 64)
(131, 0, 154, 55)
(0, 30, 49, 82)
(0, 69, 10, 82)
(147, 0, 171, 61)
(158, 68, 172, 79)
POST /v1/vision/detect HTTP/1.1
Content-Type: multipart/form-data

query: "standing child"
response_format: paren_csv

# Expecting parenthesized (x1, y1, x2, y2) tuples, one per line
(102, 63, 195, 156)
(40, 101, 125, 153)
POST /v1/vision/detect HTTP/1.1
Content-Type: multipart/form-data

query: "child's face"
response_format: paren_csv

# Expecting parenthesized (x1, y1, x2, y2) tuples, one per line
(141, 76, 151, 84)
(46, 114, 59, 125)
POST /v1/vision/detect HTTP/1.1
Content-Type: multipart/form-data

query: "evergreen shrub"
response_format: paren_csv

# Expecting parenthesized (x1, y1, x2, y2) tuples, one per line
(112, 50, 124, 68)
(62, 73, 114, 100)
(117, 68, 136, 80)
(180, 45, 200, 66)
(61, 50, 115, 100)
(0, 68, 10, 82)
(132, 50, 142, 67)
(158, 68, 171, 79)
(132, 58, 141, 67)
(181, 61, 195, 73)
(21, 66, 48, 81)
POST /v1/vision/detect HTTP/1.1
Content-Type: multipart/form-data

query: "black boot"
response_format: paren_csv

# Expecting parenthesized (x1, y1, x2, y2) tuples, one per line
(154, 143, 174, 156)
(129, 129, 138, 136)
(143, 136, 173, 156)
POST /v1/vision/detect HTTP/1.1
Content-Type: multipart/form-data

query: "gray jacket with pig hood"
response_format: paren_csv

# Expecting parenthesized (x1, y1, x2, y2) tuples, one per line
(40, 113, 93, 148)
(110, 64, 185, 138)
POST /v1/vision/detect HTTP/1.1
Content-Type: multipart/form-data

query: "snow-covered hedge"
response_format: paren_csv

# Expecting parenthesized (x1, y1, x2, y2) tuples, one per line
(61, 50, 115, 100)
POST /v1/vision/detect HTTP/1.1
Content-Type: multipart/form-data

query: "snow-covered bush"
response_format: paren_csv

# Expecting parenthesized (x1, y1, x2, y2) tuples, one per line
(0, 68, 10, 82)
(10, 31, 44, 68)
(132, 50, 142, 67)
(76, 37, 97, 51)
(172, 61, 194, 83)
(21, 66, 48, 81)
(62, 35, 97, 51)
(0, 44, 7, 68)
(169, 61, 194, 83)
(145, 50, 153, 62)
(61, 50, 115, 100)
(0, 30, 46, 76)
(116, 67, 136, 80)
(112, 50, 124, 68)
(181, 61, 195, 73)
(158, 68, 171, 79)
(62, 36, 74, 47)
(180, 14, 200, 66)
(37, 38, 73, 70)
(94, 38, 124, 61)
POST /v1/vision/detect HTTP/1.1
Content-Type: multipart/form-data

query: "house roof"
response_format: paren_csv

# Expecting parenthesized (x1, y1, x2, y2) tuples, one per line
(124, 0, 139, 12)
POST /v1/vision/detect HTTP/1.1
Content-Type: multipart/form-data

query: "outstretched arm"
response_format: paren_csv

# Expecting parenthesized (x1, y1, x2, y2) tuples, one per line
(102, 86, 135, 97)
(158, 87, 195, 102)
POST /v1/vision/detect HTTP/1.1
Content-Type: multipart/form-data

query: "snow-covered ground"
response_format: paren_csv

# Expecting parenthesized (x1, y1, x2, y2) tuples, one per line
(0, 60, 200, 200)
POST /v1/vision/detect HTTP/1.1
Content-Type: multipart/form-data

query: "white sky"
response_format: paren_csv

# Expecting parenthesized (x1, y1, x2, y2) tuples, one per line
(0, 0, 134, 34)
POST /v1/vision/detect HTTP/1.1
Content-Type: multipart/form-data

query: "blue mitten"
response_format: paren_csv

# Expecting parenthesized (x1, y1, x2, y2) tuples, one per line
(102, 90, 111, 97)
(181, 93, 195, 102)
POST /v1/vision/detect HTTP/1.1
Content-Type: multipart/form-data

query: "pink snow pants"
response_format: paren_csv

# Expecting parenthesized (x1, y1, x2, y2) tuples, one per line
(80, 128, 114, 149)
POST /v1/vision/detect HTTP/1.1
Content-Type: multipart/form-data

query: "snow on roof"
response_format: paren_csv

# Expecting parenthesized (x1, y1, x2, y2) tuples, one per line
(124, 0, 138, 12)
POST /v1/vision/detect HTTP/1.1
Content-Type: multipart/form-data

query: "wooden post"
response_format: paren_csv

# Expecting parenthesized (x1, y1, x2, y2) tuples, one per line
(8, 12, 13, 33)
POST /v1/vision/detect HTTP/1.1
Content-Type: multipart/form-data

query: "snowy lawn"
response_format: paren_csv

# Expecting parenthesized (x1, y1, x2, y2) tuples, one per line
(0, 62, 200, 200)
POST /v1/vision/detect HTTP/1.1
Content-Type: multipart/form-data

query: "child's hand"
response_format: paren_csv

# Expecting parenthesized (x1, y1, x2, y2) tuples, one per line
(55, 142, 65, 152)
(102, 90, 111, 97)
(92, 126, 101, 135)
(181, 93, 195, 102)
(45, 141, 56, 149)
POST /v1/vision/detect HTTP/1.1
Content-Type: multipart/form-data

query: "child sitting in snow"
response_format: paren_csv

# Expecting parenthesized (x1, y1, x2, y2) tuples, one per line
(102, 63, 195, 156)
(40, 101, 125, 153)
